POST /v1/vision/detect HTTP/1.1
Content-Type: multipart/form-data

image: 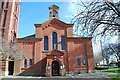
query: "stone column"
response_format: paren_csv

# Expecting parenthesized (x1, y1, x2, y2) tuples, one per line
(0, 52, 3, 76)
(27, 58, 29, 68)
(5, 57, 9, 76)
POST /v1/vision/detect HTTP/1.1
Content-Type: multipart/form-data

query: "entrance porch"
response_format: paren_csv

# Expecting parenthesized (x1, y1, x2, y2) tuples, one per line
(45, 50, 65, 76)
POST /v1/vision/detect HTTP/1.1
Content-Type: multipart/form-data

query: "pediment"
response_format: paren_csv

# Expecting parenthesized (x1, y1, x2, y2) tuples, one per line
(47, 50, 64, 56)
(39, 18, 73, 30)
(42, 18, 66, 26)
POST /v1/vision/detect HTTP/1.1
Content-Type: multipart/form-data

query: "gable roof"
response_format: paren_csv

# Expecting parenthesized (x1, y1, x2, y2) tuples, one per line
(34, 18, 73, 28)
(47, 49, 64, 56)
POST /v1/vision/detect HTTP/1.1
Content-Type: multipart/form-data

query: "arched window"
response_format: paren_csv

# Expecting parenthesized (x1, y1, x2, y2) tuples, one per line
(24, 59, 27, 68)
(29, 59, 33, 67)
(76, 57, 81, 67)
(44, 36, 48, 50)
(61, 36, 66, 50)
(52, 32, 57, 49)
(13, 31, 16, 41)
(52, 11, 56, 17)
(82, 56, 87, 66)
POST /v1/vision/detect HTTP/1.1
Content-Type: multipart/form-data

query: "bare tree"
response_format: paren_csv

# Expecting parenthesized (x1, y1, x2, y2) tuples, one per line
(94, 52, 103, 66)
(8, 41, 23, 60)
(72, 0, 120, 67)
(0, 37, 23, 61)
(102, 43, 120, 67)
(102, 46, 111, 67)
(92, 40, 103, 66)
(72, 0, 119, 37)
(0, 37, 9, 60)
(108, 43, 119, 66)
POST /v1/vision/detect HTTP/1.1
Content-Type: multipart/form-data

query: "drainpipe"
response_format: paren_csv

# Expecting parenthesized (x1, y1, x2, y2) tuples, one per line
(0, 1, 2, 75)
(0, 0, 1, 29)
(0, 1, 2, 73)
(65, 29, 69, 75)
(85, 41, 88, 73)
(0, 1, 2, 34)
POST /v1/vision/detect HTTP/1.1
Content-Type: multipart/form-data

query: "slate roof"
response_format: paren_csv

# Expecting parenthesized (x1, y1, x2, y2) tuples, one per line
(17, 34, 42, 41)
(49, 4, 59, 9)
(22, 34, 35, 38)
(67, 35, 92, 39)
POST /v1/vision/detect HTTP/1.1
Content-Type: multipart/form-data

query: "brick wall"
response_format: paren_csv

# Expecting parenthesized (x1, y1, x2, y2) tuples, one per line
(67, 38, 94, 73)
(16, 19, 94, 76)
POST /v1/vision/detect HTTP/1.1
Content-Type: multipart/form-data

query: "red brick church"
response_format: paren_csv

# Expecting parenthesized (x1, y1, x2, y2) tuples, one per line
(17, 4, 94, 76)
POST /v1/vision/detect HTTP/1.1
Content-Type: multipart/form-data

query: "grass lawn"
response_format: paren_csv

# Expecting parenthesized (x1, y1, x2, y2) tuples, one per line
(107, 74, 120, 80)
(96, 67, 120, 80)
(96, 67, 120, 73)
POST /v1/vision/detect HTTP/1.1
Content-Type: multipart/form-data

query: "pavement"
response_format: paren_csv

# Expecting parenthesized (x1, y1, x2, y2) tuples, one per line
(0, 72, 119, 80)
(70, 72, 119, 80)
(70, 72, 118, 77)
(1, 75, 72, 80)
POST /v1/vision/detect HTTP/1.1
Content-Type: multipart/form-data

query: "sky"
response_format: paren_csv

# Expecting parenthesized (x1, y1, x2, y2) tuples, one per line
(18, 1, 118, 61)
(18, 0, 119, 40)
(18, 2, 79, 38)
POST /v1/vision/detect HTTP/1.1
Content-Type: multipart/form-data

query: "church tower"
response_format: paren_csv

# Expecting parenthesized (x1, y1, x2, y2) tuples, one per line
(49, 4, 59, 20)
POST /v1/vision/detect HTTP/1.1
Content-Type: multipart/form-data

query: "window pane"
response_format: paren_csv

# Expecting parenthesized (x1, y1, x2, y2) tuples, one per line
(44, 36, 48, 50)
(52, 32, 57, 49)
(77, 57, 80, 67)
(52, 12, 56, 17)
(61, 36, 66, 50)
(82, 56, 86, 65)
(24, 59, 27, 68)
(30, 59, 32, 67)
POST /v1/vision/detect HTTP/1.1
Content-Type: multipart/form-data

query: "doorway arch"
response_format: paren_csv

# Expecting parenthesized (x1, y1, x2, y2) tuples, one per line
(8, 61, 14, 75)
(52, 61, 60, 76)
(8, 56, 14, 75)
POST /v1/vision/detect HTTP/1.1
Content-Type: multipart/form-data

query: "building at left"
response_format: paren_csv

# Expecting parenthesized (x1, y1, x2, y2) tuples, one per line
(0, 0, 21, 76)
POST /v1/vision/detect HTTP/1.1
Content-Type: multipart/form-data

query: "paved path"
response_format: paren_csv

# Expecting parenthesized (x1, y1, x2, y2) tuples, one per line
(1, 76, 72, 80)
(1, 72, 119, 80)
(70, 72, 119, 80)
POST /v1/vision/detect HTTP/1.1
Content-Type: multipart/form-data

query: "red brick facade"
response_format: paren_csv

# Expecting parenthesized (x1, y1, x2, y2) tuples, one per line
(0, 1, 20, 42)
(17, 5, 94, 76)
(0, 1, 21, 76)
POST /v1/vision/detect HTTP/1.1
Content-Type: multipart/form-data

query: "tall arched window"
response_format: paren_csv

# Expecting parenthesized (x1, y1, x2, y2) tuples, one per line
(44, 36, 48, 50)
(61, 36, 66, 50)
(24, 59, 27, 68)
(76, 57, 81, 67)
(29, 59, 33, 67)
(52, 32, 58, 49)
(82, 56, 87, 66)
